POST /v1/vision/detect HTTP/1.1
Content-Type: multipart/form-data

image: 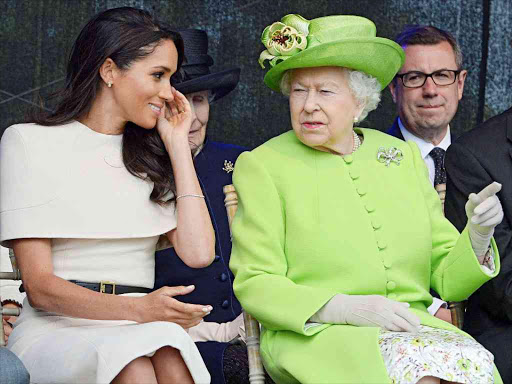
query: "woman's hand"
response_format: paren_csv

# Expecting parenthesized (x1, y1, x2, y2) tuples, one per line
(310, 294, 420, 333)
(465, 181, 504, 260)
(3, 318, 13, 344)
(156, 87, 192, 151)
(136, 285, 212, 329)
(187, 312, 245, 343)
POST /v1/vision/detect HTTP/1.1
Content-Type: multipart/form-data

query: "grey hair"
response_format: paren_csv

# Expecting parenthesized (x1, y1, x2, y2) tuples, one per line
(280, 68, 381, 123)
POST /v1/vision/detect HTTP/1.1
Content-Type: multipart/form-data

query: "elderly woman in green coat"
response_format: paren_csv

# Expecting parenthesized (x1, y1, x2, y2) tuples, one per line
(230, 14, 504, 384)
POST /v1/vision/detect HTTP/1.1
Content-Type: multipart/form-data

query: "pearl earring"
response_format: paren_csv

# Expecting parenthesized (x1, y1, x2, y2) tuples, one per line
(353, 116, 358, 124)
(107, 82, 112, 88)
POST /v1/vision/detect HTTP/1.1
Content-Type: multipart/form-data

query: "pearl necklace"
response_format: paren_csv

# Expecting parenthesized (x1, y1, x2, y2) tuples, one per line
(352, 130, 361, 153)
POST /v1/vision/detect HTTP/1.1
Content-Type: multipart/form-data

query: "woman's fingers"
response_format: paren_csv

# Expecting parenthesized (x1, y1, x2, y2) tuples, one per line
(469, 182, 501, 216)
(472, 200, 503, 225)
(158, 286, 211, 313)
(168, 98, 179, 116)
(390, 302, 420, 331)
(473, 194, 500, 215)
(157, 286, 212, 317)
(391, 312, 419, 333)
(476, 181, 502, 201)
(166, 88, 186, 116)
(478, 213, 504, 228)
(172, 87, 191, 114)
(159, 285, 195, 297)
(3, 319, 13, 339)
(163, 102, 171, 120)
(170, 299, 212, 316)
(466, 193, 481, 213)
(178, 318, 203, 329)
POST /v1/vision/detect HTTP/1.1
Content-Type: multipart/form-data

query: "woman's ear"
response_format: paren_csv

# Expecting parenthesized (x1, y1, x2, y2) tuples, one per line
(99, 58, 117, 88)
(355, 102, 365, 122)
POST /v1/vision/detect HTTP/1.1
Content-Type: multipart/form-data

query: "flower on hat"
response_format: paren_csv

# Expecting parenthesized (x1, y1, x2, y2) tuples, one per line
(258, 14, 310, 69)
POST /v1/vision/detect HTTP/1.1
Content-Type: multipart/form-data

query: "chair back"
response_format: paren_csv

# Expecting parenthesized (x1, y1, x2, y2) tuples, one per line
(223, 184, 266, 384)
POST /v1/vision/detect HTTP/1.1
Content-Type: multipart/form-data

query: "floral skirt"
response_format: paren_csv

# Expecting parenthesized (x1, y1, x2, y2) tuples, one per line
(379, 325, 494, 383)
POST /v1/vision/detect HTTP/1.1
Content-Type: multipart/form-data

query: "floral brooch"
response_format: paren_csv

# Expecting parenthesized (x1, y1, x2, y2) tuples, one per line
(377, 147, 403, 167)
(223, 160, 235, 173)
(258, 14, 310, 69)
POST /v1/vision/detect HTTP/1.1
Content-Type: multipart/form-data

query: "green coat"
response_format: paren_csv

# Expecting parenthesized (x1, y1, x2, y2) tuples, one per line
(230, 128, 502, 384)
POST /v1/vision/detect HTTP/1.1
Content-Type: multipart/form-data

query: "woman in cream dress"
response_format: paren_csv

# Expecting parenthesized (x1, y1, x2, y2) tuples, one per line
(0, 7, 214, 384)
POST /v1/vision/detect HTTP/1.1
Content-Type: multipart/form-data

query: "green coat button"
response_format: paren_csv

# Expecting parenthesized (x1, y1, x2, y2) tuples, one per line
(357, 186, 367, 196)
(349, 169, 359, 180)
(377, 239, 387, 250)
(388, 293, 397, 300)
(386, 281, 396, 291)
(343, 155, 353, 164)
(372, 219, 381, 229)
(365, 203, 375, 212)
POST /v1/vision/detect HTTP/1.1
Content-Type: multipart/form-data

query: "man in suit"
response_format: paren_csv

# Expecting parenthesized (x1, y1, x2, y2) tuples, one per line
(445, 108, 512, 382)
(153, 30, 251, 384)
(387, 25, 468, 322)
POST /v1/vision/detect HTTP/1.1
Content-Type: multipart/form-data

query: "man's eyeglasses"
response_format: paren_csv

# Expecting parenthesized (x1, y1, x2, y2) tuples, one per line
(395, 69, 462, 88)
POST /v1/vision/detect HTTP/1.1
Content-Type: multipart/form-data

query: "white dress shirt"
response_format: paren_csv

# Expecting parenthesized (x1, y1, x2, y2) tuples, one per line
(398, 118, 451, 186)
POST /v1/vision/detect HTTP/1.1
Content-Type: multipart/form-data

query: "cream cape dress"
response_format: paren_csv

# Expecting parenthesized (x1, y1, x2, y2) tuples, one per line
(0, 121, 210, 384)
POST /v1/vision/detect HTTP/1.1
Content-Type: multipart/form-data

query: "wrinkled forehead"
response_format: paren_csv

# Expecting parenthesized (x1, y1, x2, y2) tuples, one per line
(402, 42, 457, 72)
(185, 90, 210, 97)
(290, 66, 348, 85)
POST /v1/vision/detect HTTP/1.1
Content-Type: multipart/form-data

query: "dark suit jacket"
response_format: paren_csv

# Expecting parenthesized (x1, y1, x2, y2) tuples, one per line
(386, 117, 405, 141)
(445, 107, 512, 383)
(154, 138, 247, 384)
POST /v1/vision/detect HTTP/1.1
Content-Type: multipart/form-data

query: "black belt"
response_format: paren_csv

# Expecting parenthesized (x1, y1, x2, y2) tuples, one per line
(20, 281, 151, 295)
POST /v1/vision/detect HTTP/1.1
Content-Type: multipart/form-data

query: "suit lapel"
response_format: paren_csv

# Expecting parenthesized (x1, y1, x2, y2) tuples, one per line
(389, 118, 405, 141)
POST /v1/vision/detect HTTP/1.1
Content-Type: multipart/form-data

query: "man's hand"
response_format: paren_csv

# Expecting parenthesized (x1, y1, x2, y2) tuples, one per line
(434, 307, 452, 324)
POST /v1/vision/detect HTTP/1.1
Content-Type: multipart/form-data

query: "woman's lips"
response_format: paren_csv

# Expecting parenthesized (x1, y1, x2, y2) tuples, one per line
(302, 122, 324, 129)
(149, 103, 162, 116)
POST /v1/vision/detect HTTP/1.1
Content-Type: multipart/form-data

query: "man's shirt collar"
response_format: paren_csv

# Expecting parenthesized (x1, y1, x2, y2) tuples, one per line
(398, 117, 451, 160)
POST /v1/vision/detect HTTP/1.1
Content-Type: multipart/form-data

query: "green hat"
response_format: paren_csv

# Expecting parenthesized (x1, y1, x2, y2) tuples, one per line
(259, 14, 405, 91)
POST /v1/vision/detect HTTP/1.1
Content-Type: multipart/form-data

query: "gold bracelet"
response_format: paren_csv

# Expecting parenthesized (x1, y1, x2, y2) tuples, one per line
(176, 193, 205, 200)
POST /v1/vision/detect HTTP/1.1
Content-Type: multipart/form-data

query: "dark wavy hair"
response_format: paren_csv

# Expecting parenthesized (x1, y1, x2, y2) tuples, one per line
(31, 7, 184, 204)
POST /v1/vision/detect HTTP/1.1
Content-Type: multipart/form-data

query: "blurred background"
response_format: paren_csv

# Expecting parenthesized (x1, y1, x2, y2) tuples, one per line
(0, 0, 510, 148)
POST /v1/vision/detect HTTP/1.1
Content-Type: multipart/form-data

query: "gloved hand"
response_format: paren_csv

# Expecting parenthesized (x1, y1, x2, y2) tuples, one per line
(187, 312, 245, 343)
(465, 181, 504, 261)
(310, 294, 420, 333)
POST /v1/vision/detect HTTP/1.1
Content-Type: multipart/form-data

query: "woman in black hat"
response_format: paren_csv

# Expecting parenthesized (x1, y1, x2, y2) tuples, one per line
(154, 29, 266, 384)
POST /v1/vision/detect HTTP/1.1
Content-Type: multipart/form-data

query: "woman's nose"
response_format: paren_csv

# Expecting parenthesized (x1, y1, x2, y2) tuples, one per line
(160, 82, 174, 101)
(304, 91, 319, 113)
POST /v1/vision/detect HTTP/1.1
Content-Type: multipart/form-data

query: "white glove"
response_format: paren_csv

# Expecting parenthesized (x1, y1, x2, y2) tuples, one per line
(465, 182, 504, 260)
(187, 313, 245, 343)
(310, 294, 420, 333)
